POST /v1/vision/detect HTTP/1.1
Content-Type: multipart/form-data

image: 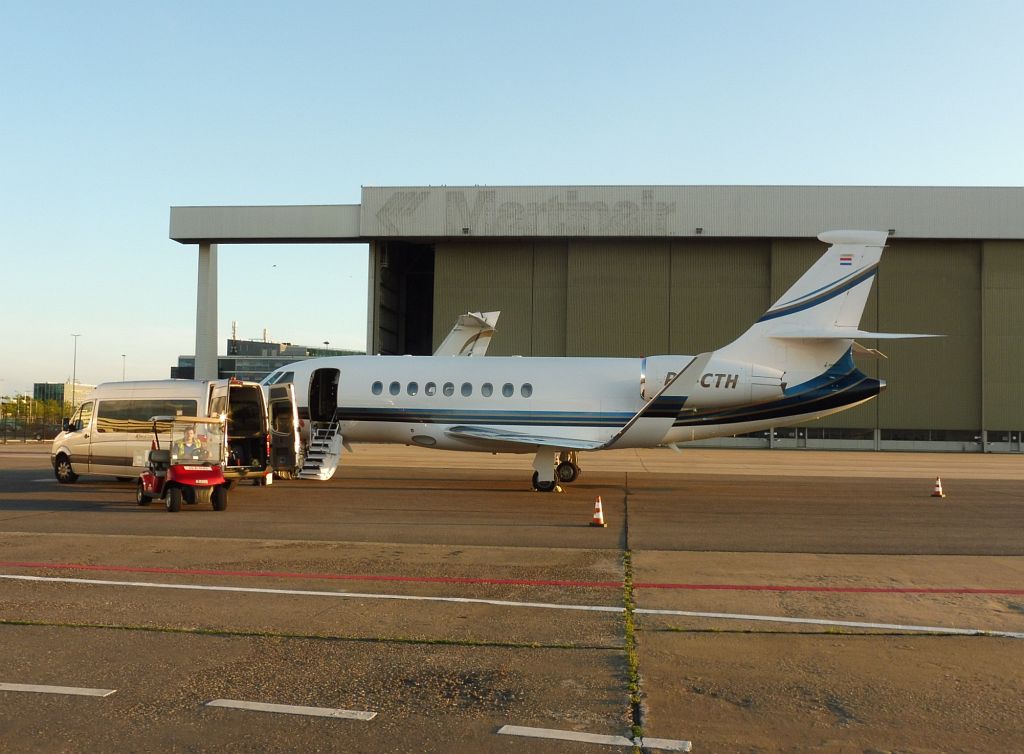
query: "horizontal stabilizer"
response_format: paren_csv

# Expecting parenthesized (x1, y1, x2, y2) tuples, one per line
(769, 328, 941, 340)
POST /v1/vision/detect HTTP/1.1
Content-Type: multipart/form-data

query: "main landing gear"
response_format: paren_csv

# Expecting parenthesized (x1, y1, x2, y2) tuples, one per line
(531, 450, 582, 492)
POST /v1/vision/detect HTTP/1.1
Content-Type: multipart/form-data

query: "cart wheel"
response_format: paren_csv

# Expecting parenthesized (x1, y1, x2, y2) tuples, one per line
(166, 487, 182, 513)
(212, 486, 228, 511)
(136, 480, 150, 506)
(195, 487, 213, 506)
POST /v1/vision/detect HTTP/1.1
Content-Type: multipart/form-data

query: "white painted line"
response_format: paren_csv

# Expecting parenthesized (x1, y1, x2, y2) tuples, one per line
(497, 725, 633, 747)
(2, 573, 1020, 639)
(640, 736, 693, 751)
(0, 682, 116, 697)
(635, 608, 1024, 639)
(497, 725, 692, 751)
(0, 574, 622, 613)
(206, 698, 376, 720)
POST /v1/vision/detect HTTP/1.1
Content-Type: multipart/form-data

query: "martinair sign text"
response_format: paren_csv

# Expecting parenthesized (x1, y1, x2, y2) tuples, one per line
(367, 187, 679, 237)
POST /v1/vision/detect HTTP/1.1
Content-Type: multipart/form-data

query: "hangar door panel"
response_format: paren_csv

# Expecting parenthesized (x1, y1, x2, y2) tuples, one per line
(566, 240, 671, 357)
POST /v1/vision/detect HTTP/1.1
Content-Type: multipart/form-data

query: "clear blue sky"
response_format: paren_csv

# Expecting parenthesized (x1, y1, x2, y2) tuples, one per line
(2, 0, 1021, 395)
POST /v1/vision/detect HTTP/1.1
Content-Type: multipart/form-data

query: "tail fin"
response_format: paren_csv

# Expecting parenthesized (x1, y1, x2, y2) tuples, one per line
(433, 311, 500, 356)
(716, 230, 934, 380)
(760, 230, 887, 330)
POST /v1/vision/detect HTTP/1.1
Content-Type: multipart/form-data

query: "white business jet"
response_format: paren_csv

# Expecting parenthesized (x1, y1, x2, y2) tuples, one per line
(261, 231, 936, 488)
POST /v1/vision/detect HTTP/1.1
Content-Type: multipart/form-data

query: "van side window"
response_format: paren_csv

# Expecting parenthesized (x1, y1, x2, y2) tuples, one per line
(502, 383, 514, 398)
(371, 381, 383, 395)
(96, 399, 199, 433)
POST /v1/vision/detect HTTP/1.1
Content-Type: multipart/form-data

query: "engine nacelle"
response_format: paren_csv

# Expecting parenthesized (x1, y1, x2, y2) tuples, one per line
(682, 359, 785, 408)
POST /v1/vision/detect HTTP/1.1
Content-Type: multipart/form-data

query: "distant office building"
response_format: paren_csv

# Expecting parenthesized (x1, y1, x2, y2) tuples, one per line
(171, 338, 362, 381)
(33, 381, 96, 408)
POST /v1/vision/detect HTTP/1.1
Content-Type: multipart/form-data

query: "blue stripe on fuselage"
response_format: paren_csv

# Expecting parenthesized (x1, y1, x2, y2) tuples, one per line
(757, 264, 878, 323)
(672, 349, 881, 427)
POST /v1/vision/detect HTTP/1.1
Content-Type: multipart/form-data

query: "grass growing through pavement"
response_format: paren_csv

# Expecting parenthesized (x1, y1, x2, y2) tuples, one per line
(621, 548, 644, 743)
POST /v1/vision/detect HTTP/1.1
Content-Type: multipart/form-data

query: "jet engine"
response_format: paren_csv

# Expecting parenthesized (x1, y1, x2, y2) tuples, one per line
(681, 359, 785, 408)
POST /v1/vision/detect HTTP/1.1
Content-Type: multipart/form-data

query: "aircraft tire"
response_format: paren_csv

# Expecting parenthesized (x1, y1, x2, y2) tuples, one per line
(212, 487, 228, 511)
(532, 472, 557, 492)
(54, 455, 78, 484)
(555, 461, 580, 484)
(135, 480, 150, 506)
(166, 487, 182, 513)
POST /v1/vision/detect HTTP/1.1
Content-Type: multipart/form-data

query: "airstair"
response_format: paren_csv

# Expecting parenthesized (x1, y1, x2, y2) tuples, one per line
(298, 420, 343, 480)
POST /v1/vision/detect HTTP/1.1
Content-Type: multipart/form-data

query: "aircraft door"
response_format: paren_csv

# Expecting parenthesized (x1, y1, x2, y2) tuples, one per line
(268, 383, 300, 475)
(309, 368, 340, 422)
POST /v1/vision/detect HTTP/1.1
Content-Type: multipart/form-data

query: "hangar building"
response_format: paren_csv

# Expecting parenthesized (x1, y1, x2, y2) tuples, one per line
(170, 185, 1024, 452)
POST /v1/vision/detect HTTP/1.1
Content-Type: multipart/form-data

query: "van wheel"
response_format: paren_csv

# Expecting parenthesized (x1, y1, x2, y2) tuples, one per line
(136, 480, 150, 506)
(166, 487, 182, 513)
(212, 487, 228, 511)
(54, 455, 78, 484)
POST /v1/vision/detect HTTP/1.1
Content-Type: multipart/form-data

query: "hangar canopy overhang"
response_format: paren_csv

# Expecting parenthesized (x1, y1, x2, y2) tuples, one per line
(170, 185, 1024, 379)
(170, 185, 1024, 244)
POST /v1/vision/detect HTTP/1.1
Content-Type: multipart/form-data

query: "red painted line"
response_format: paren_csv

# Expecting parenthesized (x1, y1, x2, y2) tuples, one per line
(1, 561, 1021, 595)
(633, 583, 1024, 595)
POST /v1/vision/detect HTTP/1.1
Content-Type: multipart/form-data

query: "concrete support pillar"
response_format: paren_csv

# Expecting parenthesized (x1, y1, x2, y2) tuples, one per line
(195, 243, 218, 380)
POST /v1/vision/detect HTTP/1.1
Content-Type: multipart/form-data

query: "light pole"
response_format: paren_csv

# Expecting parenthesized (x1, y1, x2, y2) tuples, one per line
(121, 354, 126, 381)
(71, 333, 81, 410)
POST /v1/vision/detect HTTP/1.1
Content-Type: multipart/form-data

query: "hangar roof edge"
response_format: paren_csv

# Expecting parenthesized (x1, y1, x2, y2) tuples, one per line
(170, 186, 1024, 243)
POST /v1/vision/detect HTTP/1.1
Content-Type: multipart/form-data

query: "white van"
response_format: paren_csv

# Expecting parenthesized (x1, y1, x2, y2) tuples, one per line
(51, 378, 297, 484)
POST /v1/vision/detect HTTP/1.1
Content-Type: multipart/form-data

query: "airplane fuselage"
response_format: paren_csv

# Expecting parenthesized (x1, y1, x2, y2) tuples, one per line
(283, 353, 881, 452)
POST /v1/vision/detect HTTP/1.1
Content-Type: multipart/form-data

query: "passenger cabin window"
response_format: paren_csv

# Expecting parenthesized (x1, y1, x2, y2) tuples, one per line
(461, 382, 473, 397)
(521, 383, 533, 398)
(389, 381, 401, 396)
(407, 382, 418, 396)
(481, 382, 493, 397)
(443, 382, 455, 397)
(502, 383, 514, 398)
(425, 382, 436, 396)
(371, 381, 383, 395)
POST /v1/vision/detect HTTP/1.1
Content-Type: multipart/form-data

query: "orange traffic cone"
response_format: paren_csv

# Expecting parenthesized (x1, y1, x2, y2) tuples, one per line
(931, 477, 946, 498)
(590, 496, 607, 527)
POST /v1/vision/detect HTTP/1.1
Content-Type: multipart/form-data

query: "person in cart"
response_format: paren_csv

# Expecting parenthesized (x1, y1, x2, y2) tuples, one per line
(173, 425, 206, 460)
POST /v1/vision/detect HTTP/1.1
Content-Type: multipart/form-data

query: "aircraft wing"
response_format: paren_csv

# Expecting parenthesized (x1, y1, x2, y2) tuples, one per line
(446, 425, 607, 451)
(433, 311, 500, 356)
